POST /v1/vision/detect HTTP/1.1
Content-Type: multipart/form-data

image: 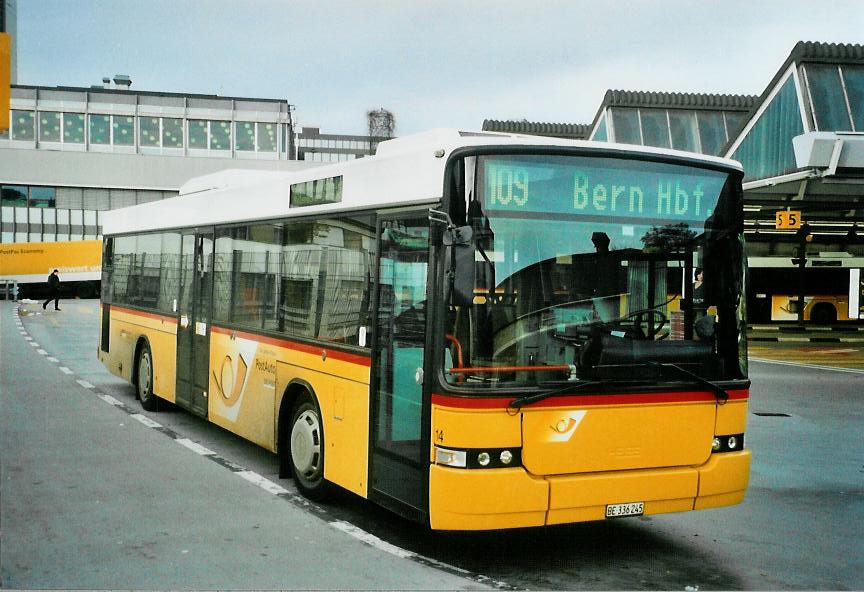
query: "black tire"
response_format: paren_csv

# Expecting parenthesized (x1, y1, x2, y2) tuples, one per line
(810, 303, 837, 325)
(288, 393, 332, 500)
(136, 342, 159, 411)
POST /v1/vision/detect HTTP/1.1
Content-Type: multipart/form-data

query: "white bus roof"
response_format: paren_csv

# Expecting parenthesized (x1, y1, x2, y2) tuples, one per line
(102, 128, 744, 236)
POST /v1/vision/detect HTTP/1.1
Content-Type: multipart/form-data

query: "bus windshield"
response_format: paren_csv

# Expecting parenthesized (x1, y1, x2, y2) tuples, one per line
(442, 154, 747, 388)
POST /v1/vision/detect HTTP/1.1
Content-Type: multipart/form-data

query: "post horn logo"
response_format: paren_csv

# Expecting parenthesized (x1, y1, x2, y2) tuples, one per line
(548, 411, 586, 442)
(212, 353, 248, 407)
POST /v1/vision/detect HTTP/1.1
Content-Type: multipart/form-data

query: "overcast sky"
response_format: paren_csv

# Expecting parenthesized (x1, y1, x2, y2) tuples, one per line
(15, 0, 864, 136)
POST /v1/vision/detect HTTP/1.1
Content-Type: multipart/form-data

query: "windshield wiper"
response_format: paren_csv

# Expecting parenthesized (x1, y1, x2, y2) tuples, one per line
(509, 380, 601, 409)
(509, 363, 729, 409)
(655, 362, 729, 404)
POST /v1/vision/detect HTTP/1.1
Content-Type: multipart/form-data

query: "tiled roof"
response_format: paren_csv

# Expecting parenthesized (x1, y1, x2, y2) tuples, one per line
(601, 90, 758, 111)
(481, 120, 591, 139)
(790, 41, 864, 63)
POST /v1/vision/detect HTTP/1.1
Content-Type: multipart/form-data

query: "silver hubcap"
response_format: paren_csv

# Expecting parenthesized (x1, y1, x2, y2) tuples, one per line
(291, 409, 321, 479)
(138, 353, 151, 397)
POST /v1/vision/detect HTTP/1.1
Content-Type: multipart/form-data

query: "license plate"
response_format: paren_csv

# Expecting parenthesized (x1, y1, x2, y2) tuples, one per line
(605, 502, 644, 518)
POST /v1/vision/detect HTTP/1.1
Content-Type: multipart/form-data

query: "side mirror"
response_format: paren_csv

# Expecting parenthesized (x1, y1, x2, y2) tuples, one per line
(443, 225, 472, 246)
(452, 243, 475, 307)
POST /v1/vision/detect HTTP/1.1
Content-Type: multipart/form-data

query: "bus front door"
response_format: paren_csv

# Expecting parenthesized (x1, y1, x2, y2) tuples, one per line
(175, 230, 213, 418)
(370, 215, 430, 521)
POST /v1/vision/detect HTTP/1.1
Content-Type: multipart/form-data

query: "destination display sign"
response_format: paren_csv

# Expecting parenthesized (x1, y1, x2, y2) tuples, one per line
(482, 156, 728, 223)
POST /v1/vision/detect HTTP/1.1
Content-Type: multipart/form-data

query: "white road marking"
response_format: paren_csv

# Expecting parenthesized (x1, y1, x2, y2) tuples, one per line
(235, 471, 291, 495)
(330, 520, 415, 559)
(750, 358, 864, 374)
(36, 349, 47, 355)
(46, 357, 59, 363)
(59, 367, 74, 375)
(130, 414, 162, 428)
(175, 438, 216, 456)
(76, 379, 95, 389)
(97, 394, 125, 406)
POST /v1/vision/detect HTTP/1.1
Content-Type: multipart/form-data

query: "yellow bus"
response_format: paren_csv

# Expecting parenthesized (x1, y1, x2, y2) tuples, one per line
(98, 129, 751, 530)
(0, 239, 102, 299)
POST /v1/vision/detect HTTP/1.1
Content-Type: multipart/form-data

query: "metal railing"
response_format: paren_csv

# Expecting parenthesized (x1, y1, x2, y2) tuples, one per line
(0, 278, 19, 300)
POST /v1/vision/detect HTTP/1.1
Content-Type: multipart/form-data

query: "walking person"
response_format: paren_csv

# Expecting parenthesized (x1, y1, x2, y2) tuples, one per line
(42, 269, 61, 311)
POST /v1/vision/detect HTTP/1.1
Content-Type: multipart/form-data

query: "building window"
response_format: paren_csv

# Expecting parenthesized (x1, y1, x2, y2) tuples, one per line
(1, 185, 28, 207)
(162, 118, 184, 148)
(139, 116, 161, 146)
(807, 65, 851, 131)
(732, 75, 804, 181)
(669, 111, 699, 152)
(257, 123, 277, 152)
(30, 186, 57, 208)
(11, 111, 35, 141)
(210, 120, 231, 150)
(113, 115, 135, 146)
(845, 67, 864, 131)
(696, 112, 727, 156)
(189, 120, 208, 148)
(39, 112, 62, 142)
(611, 108, 641, 145)
(639, 109, 670, 148)
(591, 115, 608, 142)
(236, 121, 256, 151)
(724, 112, 745, 137)
(64, 113, 85, 144)
(90, 114, 111, 145)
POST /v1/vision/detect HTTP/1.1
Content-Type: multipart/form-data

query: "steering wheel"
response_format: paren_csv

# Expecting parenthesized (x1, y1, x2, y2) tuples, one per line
(608, 308, 668, 339)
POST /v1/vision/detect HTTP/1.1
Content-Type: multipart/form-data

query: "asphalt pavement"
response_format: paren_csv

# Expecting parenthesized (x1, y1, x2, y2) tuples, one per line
(0, 299, 491, 590)
(2, 299, 863, 590)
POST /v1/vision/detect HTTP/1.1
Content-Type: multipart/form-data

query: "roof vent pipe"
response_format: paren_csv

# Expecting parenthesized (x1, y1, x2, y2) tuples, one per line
(102, 77, 111, 89)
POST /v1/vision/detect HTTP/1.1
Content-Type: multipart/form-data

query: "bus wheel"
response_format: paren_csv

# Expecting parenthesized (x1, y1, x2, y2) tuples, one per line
(136, 342, 159, 411)
(289, 393, 332, 500)
(810, 303, 837, 325)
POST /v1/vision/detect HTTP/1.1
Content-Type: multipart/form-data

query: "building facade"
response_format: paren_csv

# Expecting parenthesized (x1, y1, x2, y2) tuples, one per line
(296, 126, 383, 163)
(482, 41, 864, 322)
(724, 41, 864, 323)
(0, 82, 310, 296)
(586, 90, 757, 156)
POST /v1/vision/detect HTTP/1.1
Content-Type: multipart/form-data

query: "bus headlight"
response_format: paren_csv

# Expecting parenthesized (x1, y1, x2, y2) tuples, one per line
(434, 446, 521, 469)
(711, 433, 745, 453)
(435, 447, 467, 468)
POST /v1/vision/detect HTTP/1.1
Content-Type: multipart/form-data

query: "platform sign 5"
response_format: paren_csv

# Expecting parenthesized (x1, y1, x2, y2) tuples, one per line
(776, 210, 802, 230)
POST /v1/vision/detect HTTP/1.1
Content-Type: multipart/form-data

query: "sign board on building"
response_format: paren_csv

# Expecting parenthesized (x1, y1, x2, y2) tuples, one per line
(0, 33, 10, 133)
(775, 210, 802, 230)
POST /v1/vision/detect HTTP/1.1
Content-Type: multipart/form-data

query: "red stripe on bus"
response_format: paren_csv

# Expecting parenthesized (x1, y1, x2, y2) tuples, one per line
(111, 305, 177, 324)
(432, 389, 749, 409)
(210, 326, 372, 367)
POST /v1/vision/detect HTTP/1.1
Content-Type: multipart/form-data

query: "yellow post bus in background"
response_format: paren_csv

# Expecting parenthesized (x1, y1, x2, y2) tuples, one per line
(0, 240, 102, 299)
(97, 129, 751, 530)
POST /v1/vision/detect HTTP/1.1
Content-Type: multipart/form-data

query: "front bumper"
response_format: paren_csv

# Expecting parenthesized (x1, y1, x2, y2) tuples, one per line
(428, 450, 751, 530)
